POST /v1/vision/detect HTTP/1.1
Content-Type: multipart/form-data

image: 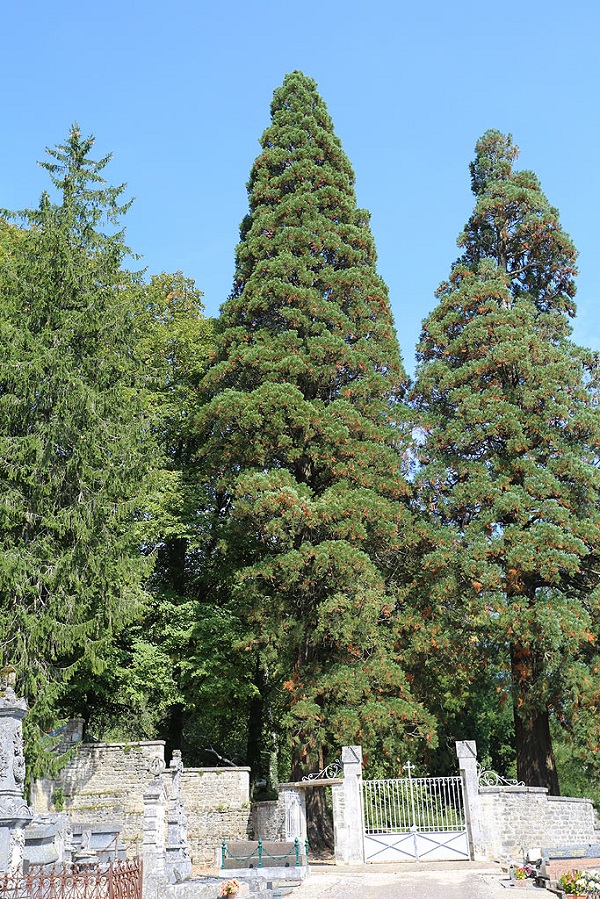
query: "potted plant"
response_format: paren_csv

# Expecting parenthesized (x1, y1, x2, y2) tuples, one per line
(511, 866, 526, 888)
(511, 864, 536, 887)
(559, 868, 600, 896)
(220, 880, 240, 897)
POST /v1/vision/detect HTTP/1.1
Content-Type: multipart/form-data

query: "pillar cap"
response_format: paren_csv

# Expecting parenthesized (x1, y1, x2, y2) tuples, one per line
(341, 746, 363, 764)
(455, 740, 477, 760)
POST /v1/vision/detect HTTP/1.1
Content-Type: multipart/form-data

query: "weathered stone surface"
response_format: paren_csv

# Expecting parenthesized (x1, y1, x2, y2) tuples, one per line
(181, 767, 252, 865)
(168, 879, 252, 899)
(478, 787, 598, 859)
(218, 865, 307, 882)
(253, 789, 307, 844)
(333, 745, 363, 865)
(456, 740, 483, 860)
(0, 668, 32, 874)
(165, 750, 192, 883)
(31, 740, 166, 853)
(32, 741, 253, 865)
(23, 814, 73, 868)
(252, 800, 286, 842)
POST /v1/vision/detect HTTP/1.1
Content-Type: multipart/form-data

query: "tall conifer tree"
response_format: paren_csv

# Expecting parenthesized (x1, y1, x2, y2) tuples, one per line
(411, 131, 600, 792)
(0, 127, 154, 771)
(199, 72, 435, 786)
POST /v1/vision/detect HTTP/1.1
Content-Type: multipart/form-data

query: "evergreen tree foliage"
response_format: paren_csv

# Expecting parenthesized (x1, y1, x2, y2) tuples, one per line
(410, 130, 600, 792)
(0, 126, 154, 774)
(49, 271, 230, 757)
(127, 271, 221, 757)
(199, 71, 436, 784)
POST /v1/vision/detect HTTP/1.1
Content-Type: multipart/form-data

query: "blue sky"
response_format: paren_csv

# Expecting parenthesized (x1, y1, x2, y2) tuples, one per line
(3, 0, 599, 375)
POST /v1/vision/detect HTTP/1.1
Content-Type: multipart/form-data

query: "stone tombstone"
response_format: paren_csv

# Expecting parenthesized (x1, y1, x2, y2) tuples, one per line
(0, 667, 32, 874)
(142, 775, 168, 896)
(165, 750, 192, 883)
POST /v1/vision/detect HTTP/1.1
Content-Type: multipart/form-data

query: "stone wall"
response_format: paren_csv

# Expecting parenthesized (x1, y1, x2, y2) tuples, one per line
(31, 741, 165, 853)
(478, 786, 598, 858)
(31, 743, 253, 865)
(252, 799, 286, 842)
(181, 768, 252, 865)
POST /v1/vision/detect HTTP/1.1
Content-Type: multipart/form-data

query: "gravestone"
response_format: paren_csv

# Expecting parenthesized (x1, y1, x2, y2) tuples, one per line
(0, 667, 32, 874)
(165, 750, 192, 883)
(23, 814, 72, 870)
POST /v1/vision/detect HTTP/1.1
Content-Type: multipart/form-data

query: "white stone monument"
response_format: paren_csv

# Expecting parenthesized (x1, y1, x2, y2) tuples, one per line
(0, 667, 32, 874)
(165, 750, 192, 883)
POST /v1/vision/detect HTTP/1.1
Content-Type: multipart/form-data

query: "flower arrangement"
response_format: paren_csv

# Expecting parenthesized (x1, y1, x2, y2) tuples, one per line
(220, 880, 240, 897)
(513, 864, 536, 880)
(559, 868, 600, 895)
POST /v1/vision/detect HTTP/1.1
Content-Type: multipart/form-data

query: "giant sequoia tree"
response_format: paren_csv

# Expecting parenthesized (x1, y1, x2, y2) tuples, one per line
(0, 127, 154, 771)
(411, 131, 600, 792)
(199, 71, 435, 786)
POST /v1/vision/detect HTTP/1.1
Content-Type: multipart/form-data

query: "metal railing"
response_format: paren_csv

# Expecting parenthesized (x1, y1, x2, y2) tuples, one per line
(0, 858, 142, 899)
(363, 776, 466, 834)
(221, 838, 309, 868)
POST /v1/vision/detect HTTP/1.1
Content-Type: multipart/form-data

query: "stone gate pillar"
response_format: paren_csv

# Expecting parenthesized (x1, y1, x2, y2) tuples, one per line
(332, 745, 364, 865)
(0, 667, 32, 874)
(456, 740, 485, 860)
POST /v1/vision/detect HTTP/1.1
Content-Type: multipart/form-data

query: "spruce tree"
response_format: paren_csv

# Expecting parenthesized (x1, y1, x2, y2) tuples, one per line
(411, 130, 600, 792)
(0, 126, 154, 772)
(199, 72, 435, 788)
(64, 272, 217, 748)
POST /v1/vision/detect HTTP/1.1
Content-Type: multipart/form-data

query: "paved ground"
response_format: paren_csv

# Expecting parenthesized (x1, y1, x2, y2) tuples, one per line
(290, 861, 523, 898)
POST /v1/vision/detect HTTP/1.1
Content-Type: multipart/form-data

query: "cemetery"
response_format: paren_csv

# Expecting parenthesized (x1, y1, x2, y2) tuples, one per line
(3, 666, 600, 897)
(3, 59, 600, 899)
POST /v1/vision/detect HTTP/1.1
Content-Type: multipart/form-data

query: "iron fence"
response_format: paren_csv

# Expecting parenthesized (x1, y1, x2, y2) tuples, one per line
(363, 776, 466, 833)
(0, 858, 142, 899)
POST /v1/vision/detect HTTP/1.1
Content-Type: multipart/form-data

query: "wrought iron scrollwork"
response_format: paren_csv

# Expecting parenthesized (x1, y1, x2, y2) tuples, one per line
(477, 762, 524, 787)
(302, 758, 343, 781)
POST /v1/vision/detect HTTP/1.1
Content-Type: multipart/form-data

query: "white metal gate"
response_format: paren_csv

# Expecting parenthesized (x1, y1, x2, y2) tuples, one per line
(362, 768, 470, 862)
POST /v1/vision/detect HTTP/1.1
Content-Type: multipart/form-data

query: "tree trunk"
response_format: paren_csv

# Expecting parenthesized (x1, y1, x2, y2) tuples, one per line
(291, 746, 334, 853)
(159, 536, 188, 594)
(158, 535, 188, 764)
(305, 788, 334, 854)
(247, 662, 279, 796)
(246, 691, 264, 786)
(510, 642, 560, 794)
(164, 701, 184, 765)
(514, 702, 559, 794)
